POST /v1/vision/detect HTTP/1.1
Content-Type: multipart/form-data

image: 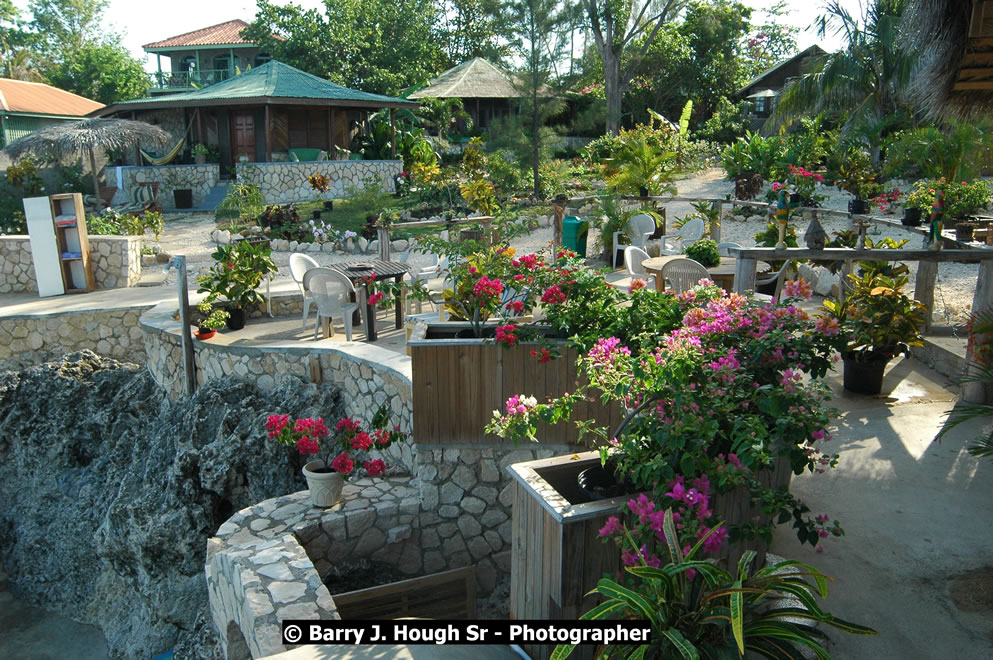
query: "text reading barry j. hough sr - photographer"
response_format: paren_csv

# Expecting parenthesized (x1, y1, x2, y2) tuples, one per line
(282, 620, 653, 646)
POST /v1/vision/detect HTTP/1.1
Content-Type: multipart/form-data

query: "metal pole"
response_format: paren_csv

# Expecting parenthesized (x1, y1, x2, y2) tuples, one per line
(174, 255, 196, 397)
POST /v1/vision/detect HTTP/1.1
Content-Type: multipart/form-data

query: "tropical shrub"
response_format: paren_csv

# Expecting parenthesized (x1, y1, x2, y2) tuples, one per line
(904, 178, 993, 219)
(216, 183, 266, 223)
(683, 238, 720, 267)
(555, 511, 876, 659)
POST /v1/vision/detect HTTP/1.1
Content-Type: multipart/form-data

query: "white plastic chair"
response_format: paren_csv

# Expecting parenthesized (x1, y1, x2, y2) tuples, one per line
(290, 253, 320, 330)
(755, 259, 794, 302)
(303, 268, 360, 341)
(717, 241, 742, 257)
(660, 218, 705, 255)
(612, 213, 657, 268)
(659, 257, 710, 293)
(624, 246, 655, 289)
(403, 249, 442, 314)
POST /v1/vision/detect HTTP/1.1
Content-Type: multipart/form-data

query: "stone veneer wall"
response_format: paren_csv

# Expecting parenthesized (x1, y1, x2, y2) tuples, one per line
(235, 160, 400, 204)
(112, 164, 220, 210)
(0, 235, 142, 294)
(0, 306, 150, 372)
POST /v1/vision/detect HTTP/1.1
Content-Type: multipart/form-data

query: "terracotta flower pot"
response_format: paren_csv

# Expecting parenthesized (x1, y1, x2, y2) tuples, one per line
(302, 460, 345, 508)
(194, 329, 216, 340)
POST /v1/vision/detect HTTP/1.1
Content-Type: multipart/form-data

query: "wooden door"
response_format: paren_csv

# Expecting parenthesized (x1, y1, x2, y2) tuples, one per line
(230, 111, 255, 165)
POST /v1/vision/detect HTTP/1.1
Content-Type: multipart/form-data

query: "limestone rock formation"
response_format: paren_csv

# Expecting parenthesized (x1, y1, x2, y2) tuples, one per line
(0, 351, 342, 658)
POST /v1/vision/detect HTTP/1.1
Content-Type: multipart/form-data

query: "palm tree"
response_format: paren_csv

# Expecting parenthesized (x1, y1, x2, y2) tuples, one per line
(771, 0, 916, 136)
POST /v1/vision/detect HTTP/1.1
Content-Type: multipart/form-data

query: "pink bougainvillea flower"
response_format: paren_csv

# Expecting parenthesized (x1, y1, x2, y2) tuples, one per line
(495, 324, 519, 346)
(367, 292, 383, 306)
(296, 435, 319, 455)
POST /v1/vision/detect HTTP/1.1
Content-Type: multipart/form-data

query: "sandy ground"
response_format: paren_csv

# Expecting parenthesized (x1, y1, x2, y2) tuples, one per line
(149, 169, 980, 324)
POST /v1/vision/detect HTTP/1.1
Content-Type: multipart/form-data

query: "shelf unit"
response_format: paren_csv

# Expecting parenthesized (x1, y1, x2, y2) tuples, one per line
(24, 193, 95, 296)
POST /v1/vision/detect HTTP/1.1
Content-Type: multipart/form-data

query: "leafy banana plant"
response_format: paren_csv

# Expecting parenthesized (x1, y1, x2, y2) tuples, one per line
(552, 509, 876, 660)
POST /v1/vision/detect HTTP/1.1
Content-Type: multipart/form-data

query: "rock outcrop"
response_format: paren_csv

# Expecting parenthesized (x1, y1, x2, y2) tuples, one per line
(0, 351, 342, 658)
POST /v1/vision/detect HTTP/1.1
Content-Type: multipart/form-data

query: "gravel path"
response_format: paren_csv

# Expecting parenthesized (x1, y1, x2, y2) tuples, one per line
(150, 169, 980, 324)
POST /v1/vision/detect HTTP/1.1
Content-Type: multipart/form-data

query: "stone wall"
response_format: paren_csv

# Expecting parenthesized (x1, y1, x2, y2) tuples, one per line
(0, 235, 143, 294)
(0, 306, 149, 372)
(235, 160, 401, 204)
(111, 164, 220, 210)
(207, 443, 574, 659)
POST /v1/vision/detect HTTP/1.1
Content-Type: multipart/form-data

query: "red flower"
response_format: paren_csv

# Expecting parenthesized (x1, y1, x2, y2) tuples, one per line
(541, 285, 567, 305)
(530, 348, 552, 363)
(505, 300, 525, 315)
(350, 431, 373, 451)
(495, 324, 518, 346)
(374, 428, 391, 446)
(368, 292, 383, 305)
(265, 414, 290, 439)
(364, 459, 386, 477)
(331, 452, 354, 475)
(336, 418, 361, 432)
(296, 436, 319, 454)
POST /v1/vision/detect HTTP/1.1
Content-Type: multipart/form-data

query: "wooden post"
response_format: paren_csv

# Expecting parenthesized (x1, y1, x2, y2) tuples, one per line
(963, 259, 993, 403)
(264, 104, 272, 163)
(390, 108, 396, 159)
(733, 257, 757, 294)
(328, 107, 335, 155)
(377, 226, 391, 261)
(914, 260, 939, 331)
(711, 200, 721, 241)
(174, 256, 196, 397)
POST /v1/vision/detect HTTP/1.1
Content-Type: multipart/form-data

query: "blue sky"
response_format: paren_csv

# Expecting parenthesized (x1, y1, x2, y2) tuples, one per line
(14, 0, 861, 73)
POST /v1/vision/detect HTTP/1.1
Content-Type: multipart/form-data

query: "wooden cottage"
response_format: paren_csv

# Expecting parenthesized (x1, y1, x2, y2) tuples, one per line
(408, 58, 524, 131)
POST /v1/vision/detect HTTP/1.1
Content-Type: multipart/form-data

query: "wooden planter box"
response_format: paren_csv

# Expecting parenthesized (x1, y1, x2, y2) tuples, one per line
(332, 566, 476, 620)
(507, 452, 628, 660)
(408, 323, 621, 445)
(507, 453, 793, 659)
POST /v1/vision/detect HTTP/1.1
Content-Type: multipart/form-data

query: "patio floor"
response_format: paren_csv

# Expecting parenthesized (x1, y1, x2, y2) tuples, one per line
(773, 355, 993, 657)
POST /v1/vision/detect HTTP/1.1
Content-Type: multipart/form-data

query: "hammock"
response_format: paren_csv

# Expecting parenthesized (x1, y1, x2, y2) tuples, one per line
(140, 137, 186, 166)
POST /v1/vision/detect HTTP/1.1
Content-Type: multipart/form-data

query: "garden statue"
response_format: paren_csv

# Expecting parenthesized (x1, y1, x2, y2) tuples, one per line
(928, 190, 946, 251)
(775, 188, 790, 249)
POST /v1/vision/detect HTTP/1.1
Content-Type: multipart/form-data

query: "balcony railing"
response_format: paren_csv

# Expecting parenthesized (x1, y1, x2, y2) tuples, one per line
(148, 69, 233, 91)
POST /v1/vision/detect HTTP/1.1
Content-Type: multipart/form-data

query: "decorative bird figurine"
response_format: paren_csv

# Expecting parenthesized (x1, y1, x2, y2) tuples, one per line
(928, 189, 945, 251)
(775, 188, 790, 250)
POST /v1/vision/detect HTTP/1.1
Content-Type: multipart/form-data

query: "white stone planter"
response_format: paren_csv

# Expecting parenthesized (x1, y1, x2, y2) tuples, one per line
(302, 460, 344, 508)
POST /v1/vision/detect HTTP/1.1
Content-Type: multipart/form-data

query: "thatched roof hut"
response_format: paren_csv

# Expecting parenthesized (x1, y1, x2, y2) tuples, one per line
(908, 0, 993, 118)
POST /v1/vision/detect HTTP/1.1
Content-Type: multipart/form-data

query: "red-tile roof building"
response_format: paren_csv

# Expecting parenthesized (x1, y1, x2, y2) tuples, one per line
(0, 78, 103, 147)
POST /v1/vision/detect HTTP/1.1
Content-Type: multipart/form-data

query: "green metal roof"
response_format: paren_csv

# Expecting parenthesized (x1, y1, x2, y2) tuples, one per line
(92, 60, 415, 115)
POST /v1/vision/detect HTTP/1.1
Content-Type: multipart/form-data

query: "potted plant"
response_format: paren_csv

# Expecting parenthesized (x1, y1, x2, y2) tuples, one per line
(192, 143, 209, 165)
(267, 404, 409, 508)
(820, 270, 927, 395)
(955, 221, 978, 242)
(554, 510, 877, 659)
(682, 238, 721, 267)
(195, 240, 277, 330)
(194, 300, 229, 340)
(905, 178, 993, 224)
(836, 148, 877, 214)
(308, 172, 334, 210)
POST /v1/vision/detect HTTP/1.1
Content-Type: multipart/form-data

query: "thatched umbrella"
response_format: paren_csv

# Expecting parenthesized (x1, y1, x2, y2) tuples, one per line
(907, 0, 993, 119)
(1, 118, 170, 204)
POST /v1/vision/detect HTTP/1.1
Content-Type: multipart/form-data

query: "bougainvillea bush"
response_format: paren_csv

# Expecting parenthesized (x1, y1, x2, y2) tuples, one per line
(489, 279, 848, 560)
(267, 404, 408, 479)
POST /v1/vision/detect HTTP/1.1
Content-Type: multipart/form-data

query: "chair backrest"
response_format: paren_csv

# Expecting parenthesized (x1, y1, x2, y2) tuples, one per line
(717, 241, 742, 257)
(660, 257, 710, 293)
(624, 246, 651, 276)
(131, 182, 157, 205)
(290, 253, 320, 289)
(625, 214, 657, 246)
(678, 217, 705, 243)
(303, 268, 355, 316)
(407, 251, 441, 278)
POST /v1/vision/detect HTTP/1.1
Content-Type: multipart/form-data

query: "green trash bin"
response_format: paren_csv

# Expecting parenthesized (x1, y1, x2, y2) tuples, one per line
(561, 215, 589, 257)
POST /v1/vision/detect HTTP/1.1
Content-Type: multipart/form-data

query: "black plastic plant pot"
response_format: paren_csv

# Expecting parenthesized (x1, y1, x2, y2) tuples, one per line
(902, 207, 923, 227)
(843, 356, 888, 395)
(313, 210, 321, 220)
(848, 199, 869, 215)
(226, 308, 246, 331)
(323, 200, 333, 210)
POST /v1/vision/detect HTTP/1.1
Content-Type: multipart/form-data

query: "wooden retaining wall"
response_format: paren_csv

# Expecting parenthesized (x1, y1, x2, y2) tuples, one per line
(410, 341, 622, 445)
